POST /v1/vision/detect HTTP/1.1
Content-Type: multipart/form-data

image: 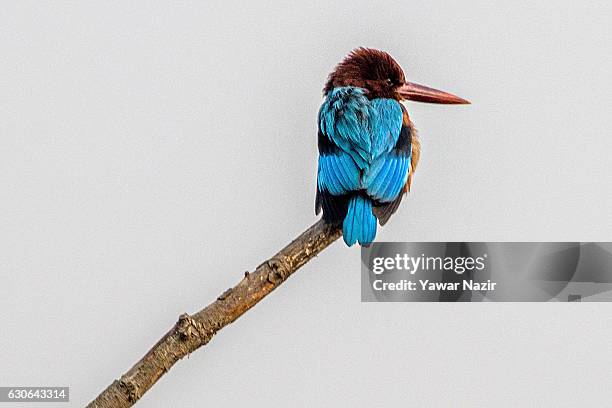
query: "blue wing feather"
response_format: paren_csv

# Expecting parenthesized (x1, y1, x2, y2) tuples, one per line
(362, 99, 411, 202)
(381, 157, 408, 200)
(317, 152, 360, 195)
(374, 157, 399, 197)
(319, 87, 373, 169)
(370, 99, 403, 157)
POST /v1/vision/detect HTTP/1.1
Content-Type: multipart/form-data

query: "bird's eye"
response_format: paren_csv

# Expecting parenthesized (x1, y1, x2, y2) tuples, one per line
(385, 78, 394, 86)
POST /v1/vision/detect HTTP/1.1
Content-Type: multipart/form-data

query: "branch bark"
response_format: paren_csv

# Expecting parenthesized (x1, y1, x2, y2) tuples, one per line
(86, 219, 341, 407)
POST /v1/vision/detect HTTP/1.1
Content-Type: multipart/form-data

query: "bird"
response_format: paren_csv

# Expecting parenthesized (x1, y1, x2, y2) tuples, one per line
(315, 48, 469, 246)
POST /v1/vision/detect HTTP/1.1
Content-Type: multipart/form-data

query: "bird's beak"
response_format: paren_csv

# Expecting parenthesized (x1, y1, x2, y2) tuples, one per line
(398, 81, 470, 104)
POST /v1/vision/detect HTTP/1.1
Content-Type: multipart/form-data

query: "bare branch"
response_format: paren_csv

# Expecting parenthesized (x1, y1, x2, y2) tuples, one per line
(86, 219, 341, 407)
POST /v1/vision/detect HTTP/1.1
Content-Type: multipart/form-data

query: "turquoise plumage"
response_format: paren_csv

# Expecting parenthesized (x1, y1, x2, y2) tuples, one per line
(316, 86, 412, 246)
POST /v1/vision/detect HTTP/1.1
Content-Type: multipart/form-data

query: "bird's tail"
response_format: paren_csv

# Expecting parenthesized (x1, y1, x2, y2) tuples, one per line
(343, 194, 377, 246)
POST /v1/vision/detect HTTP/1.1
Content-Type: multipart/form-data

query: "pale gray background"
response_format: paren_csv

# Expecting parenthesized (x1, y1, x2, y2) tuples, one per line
(1, 1, 611, 407)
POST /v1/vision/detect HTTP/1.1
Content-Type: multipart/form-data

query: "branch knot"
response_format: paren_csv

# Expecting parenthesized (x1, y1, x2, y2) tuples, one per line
(176, 313, 202, 341)
(266, 257, 291, 285)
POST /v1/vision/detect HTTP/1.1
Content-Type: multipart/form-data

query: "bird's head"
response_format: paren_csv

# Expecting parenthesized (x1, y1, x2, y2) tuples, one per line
(324, 47, 469, 104)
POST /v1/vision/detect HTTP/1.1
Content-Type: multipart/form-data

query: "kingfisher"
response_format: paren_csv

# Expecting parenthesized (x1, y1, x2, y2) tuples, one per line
(315, 48, 469, 246)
